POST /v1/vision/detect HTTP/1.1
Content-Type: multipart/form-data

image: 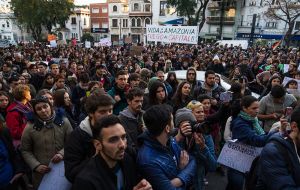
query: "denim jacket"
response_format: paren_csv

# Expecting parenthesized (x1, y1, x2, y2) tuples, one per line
(137, 131, 196, 190)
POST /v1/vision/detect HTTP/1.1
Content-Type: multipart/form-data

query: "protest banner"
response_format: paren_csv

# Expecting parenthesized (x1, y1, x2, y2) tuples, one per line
(130, 46, 144, 56)
(38, 161, 71, 190)
(217, 141, 262, 173)
(0, 40, 10, 48)
(85, 41, 91, 48)
(146, 25, 198, 44)
(282, 77, 300, 89)
(99, 38, 112, 47)
(50, 40, 57, 48)
(47, 34, 57, 42)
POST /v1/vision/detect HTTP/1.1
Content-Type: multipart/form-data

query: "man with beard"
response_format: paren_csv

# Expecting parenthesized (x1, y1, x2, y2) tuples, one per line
(108, 70, 129, 115)
(193, 70, 225, 106)
(119, 88, 144, 150)
(72, 115, 152, 190)
(256, 108, 300, 189)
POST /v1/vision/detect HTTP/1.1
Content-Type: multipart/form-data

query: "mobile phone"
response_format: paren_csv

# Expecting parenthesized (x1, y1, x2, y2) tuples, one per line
(284, 107, 293, 118)
(220, 91, 233, 102)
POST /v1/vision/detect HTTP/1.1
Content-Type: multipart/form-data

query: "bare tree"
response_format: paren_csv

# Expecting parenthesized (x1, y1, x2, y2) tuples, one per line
(264, 0, 300, 47)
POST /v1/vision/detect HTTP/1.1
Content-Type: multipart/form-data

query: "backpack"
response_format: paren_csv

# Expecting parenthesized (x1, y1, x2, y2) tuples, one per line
(244, 140, 293, 190)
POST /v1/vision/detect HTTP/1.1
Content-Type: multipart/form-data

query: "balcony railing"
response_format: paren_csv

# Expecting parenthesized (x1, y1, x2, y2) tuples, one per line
(207, 1, 237, 10)
(206, 16, 235, 25)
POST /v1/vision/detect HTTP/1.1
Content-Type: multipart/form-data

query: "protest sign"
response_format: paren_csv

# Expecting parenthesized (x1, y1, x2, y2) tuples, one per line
(0, 40, 10, 48)
(50, 40, 57, 48)
(85, 41, 91, 48)
(47, 34, 57, 42)
(284, 64, 289, 73)
(146, 25, 198, 44)
(217, 142, 262, 173)
(99, 38, 112, 47)
(130, 46, 144, 56)
(38, 161, 71, 190)
(282, 77, 300, 89)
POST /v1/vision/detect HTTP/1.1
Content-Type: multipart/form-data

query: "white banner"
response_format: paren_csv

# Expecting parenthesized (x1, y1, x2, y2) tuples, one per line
(217, 142, 262, 173)
(146, 25, 198, 44)
(99, 38, 112, 46)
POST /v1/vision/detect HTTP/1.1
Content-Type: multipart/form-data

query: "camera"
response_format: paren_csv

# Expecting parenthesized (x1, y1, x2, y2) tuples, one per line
(191, 121, 211, 135)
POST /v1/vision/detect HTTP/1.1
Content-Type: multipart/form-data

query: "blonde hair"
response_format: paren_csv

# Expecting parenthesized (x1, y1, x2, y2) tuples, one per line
(186, 100, 203, 111)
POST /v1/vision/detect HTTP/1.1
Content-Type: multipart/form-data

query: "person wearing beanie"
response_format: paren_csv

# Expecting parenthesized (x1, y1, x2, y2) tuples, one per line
(20, 97, 73, 189)
(258, 85, 297, 131)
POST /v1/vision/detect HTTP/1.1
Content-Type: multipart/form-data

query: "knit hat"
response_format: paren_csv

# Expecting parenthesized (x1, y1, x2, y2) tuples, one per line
(175, 108, 197, 128)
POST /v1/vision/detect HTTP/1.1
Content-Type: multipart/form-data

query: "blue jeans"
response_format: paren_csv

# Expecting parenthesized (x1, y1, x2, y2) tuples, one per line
(226, 168, 245, 190)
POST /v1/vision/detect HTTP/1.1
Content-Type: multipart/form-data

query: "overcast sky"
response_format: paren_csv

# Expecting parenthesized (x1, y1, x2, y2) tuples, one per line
(74, 0, 106, 5)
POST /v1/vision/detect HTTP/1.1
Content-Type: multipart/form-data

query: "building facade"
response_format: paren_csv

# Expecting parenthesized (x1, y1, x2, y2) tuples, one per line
(90, 2, 109, 41)
(64, 5, 90, 41)
(108, 0, 130, 44)
(128, 0, 152, 43)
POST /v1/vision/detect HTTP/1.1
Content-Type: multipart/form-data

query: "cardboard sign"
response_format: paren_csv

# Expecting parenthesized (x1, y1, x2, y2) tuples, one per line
(146, 25, 199, 44)
(217, 142, 262, 173)
(50, 40, 57, 48)
(85, 41, 91, 48)
(130, 46, 144, 56)
(38, 161, 71, 190)
(99, 38, 112, 47)
(47, 34, 57, 42)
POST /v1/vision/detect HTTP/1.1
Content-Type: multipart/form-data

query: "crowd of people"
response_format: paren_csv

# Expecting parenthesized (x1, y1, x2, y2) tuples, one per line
(0, 42, 300, 190)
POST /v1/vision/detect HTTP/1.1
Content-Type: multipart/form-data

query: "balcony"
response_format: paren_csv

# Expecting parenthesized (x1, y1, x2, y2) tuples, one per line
(206, 16, 235, 25)
(207, 1, 237, 10)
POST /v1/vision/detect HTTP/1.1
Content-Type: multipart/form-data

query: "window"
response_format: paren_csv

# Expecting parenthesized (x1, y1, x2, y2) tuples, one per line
(102, 23, 108, 28)
(92, 8, 99, 13)
(123, 19, 128, 28)
(123, 5, 129, 12)
(2, 24, 5, 28)
(92, 23, 100, 28)
(145, 4, 151, 12)
(6, 21, 9, 28)
(112, 19, 118, 27)
(145, 18, 151, 26)
(160, 1, 168, 16)
(295, 21, 300, 30)
(137, 18, 141, 27)
(113, 5, 118, 12)
(84, 18, 86, 26)
(102, 7, 108, 13)
(133, 3, 140, 11)
(266, 22, 277, 28)
(131, 18, 136, 27)
(71, 17, 76, 25)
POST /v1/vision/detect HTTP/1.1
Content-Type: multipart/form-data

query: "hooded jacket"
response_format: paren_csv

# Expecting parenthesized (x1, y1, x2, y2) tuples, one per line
(137, 131, 196, 190)
(119, 108, 144, 148)
(257, 133, 300, 190)
(64, 116, 96, 183)
(193, 82, 225, 101)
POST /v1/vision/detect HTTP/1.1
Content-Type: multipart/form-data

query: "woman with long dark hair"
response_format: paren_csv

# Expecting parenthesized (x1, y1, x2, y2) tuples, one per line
(226, 95, 277, 190)
(172, 81, 192, 114)
(53, 89, 77, 129)
(143, 81, 168, 110)
(165, 71, 179, 99)
(0, 91, 10, 122)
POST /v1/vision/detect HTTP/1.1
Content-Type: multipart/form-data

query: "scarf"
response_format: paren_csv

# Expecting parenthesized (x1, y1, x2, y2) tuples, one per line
(33, 112, 56, 131)
(12, 101, 32, 115)
(239, 111, 265, 135)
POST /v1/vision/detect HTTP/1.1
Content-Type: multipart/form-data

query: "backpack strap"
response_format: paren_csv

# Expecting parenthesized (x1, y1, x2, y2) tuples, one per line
(270, 140, 293, 173)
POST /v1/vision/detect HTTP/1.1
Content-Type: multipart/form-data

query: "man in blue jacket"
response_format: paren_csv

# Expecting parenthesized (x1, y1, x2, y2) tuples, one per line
(137, 104, 196, 190)
(257, 108, 300, 189)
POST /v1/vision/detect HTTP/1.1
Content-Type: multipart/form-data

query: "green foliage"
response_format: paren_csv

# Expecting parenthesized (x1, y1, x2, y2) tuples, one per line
(10, 0, 74, 41)
(81, 33, 94, 43)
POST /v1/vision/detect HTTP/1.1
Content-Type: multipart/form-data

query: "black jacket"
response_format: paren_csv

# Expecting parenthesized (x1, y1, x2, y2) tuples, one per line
(72, 153, 138, 190)
(64, 127, 95, 183)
